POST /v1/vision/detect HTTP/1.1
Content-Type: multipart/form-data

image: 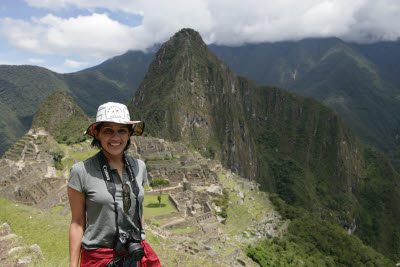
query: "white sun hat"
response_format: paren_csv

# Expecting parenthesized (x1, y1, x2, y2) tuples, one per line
(85, 102, 144, 136)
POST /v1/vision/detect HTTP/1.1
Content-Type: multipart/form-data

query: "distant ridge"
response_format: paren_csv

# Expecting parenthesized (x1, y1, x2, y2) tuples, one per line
(209, 39, 400, 170)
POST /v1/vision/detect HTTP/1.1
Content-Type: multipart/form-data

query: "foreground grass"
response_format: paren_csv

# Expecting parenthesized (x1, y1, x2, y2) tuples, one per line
(0, 197, 70, 266)
(0, 194, 177, 266)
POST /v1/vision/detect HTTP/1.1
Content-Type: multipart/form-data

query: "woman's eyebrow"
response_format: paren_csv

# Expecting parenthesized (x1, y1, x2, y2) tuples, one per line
(103, 126, 129, 130)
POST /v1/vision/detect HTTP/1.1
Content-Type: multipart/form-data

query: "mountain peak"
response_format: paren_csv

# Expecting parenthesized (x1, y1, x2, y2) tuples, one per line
(154, 28, 208, 63)
(32, 90, 89, 145)
(170, 28, 204, 44)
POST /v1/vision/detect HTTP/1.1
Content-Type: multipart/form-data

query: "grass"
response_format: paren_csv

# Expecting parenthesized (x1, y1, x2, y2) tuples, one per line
(0, 194, 179, 266)
(50, 204, 66, 215)
(169, 226, 197, 234)
(0, 197, 70, 266)
(66, 149, 98, 162)
(143, 194, 178, 220)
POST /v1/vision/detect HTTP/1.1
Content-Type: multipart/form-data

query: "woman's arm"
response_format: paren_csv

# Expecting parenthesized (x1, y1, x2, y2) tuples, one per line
(68, 186, 86, 267)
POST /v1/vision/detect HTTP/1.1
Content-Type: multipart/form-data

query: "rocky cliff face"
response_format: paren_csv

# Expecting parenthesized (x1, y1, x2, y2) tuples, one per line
(128, 28, 362, 200)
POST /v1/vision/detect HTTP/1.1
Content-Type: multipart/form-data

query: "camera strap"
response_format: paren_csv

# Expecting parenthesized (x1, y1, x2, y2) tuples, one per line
(98, 150, 143, 239)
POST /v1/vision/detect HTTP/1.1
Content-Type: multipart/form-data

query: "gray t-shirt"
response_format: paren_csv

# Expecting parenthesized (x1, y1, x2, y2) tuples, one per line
(68, 152, 148, 250)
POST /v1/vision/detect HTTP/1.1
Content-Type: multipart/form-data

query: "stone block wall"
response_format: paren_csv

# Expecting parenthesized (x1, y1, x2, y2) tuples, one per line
(169, 194, 181, 212)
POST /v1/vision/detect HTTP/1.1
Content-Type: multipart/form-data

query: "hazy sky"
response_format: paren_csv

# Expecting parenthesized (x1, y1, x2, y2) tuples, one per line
(0, 0, 399, 73)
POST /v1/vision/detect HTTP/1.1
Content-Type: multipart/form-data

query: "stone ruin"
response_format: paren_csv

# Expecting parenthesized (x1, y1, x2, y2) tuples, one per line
(128, 137, 224, 236)
(0, 158, 64, 208)
(0, 128, 65, 210)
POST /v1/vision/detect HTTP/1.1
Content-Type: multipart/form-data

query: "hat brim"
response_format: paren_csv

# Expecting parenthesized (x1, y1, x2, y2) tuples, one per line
(84, 121, 145, 137)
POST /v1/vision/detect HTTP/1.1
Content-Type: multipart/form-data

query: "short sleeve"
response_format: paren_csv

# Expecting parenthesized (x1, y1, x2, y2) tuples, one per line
(68, 162, 85, 193)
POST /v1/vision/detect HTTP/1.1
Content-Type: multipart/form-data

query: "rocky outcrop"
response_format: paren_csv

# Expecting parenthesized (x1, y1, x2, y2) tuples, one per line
(0, 222, 44, 266)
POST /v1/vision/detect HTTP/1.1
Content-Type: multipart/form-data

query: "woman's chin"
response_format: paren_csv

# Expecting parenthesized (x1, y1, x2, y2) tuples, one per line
(103, 145, 124, 156)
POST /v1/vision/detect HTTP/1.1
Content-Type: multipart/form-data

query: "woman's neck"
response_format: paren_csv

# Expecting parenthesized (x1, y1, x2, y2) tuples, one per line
(102, 149, 124, 168)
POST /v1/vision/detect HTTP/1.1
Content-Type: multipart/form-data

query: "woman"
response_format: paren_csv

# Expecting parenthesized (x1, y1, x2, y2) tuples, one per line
(68, 102, 147, 267)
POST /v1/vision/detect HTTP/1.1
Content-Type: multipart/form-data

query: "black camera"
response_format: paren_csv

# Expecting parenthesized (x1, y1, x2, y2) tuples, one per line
(114, 230, 145, 261)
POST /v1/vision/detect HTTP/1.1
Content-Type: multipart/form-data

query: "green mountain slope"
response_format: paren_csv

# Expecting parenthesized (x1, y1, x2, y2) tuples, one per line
(64, 50, 155, 115)
(210, 38, 343, 88)
(292, 43, 400, 152)
(351, 40, 400, 87)
(87, 49, 155, 89)
(210, 40, 400, 172)
(128, 29, 400, 261)
(31, 90, 90, 145)
(0, 52, 154, 156)
(0, 65, 68, 156)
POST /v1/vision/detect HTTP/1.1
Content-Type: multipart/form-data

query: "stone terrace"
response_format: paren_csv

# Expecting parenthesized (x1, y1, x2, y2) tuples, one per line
(0, 128, 65, 209)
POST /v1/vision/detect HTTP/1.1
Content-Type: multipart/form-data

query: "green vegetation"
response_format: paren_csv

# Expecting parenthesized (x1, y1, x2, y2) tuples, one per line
(355, 147, 400, 260)
(51, 150, 65, 170)
(249, 83, 400, 261)
(246, 194, 394, 266)
(212, 188, 229, 218)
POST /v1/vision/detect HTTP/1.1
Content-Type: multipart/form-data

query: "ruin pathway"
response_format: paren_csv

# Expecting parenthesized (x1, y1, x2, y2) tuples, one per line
(160, 217, 186, 228)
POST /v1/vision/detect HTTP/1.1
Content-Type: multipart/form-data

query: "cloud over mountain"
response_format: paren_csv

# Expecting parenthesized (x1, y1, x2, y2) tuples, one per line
(1, 0, 399, 70)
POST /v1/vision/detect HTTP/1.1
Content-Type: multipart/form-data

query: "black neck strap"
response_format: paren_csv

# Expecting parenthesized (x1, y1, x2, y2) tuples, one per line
(98, 150, 143, 239)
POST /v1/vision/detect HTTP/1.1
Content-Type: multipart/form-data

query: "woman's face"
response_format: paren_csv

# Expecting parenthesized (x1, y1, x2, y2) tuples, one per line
(95, 122, 131, 157)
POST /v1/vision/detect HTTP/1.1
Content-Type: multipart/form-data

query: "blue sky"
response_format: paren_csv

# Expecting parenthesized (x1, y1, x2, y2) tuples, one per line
(0, 0, 399, 73)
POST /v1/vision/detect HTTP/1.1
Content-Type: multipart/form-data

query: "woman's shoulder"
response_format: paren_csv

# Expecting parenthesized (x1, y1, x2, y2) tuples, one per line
(70, 152, 100, 172)
(126, 155, 145, 165)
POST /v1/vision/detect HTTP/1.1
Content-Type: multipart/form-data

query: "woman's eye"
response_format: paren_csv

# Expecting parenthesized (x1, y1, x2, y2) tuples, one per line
(119, 129, 129, 134)
(103, 129, 113, 134)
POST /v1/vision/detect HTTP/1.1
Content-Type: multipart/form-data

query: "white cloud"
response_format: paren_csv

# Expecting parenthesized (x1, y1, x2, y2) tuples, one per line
(28, 58, 45, 63)
(64, 58, 88, 68)
(0, 13, 143, 60)
(1, 0, 398, 66)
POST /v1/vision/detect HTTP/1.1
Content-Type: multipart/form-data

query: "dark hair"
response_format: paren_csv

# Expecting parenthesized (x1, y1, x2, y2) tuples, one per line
(91, 122, 133, 151)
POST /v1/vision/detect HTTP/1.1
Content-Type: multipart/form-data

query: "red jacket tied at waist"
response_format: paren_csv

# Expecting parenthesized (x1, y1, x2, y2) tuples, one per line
(81, 247, 127, 267)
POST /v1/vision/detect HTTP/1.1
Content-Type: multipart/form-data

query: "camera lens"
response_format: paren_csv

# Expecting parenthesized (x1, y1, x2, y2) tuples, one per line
(127, 242, 145, 261)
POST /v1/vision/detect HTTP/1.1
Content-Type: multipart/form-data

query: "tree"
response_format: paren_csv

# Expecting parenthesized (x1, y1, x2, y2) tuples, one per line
(149, 178, 170, 207)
